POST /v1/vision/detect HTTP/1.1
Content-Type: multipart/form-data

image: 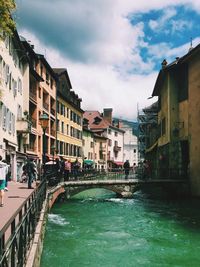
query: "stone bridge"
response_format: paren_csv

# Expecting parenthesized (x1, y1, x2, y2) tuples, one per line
(47, 179, 188, 209)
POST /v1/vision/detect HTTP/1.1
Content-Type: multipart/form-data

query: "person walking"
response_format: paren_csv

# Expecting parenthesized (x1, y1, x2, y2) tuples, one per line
(64, 159, 71, 181)
(24, 158, 35, 189)
(2, 159, 10, 191)
(73, 158, 80, 180)
(0, 156, 9, 207)
(123, 160, 130, 180)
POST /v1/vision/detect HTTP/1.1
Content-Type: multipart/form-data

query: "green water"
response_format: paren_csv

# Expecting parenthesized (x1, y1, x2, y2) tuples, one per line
(40, 190, 200, 267)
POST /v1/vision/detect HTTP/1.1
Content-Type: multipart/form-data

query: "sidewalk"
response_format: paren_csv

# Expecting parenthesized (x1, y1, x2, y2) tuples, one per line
(0, 181, 36, 231)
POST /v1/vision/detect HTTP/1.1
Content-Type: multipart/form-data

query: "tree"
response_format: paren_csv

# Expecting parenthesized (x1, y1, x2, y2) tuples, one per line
(0, 0, 16, 37)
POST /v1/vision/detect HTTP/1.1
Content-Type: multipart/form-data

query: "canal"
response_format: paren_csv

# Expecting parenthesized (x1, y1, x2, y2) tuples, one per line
(41, 189, 200, 267)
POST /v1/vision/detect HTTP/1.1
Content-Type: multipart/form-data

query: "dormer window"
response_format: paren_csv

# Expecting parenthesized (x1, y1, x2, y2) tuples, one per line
(93, 116, 102, 125)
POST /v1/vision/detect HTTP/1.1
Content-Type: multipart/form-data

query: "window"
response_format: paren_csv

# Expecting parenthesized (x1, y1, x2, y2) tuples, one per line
(161, 117, 166, 136)
(91, 142, 94, 148)
(56, 120, 60, 131)
(38, 87, 41, 98)
(108, 129, 111, 134)
(2, 105, 7, 130)
(13, 80, 17, 97)
(8, 72, 12, 90)
(5, 64, 9, 85)
(8, 111, 12, 134)
(50, 79, 53, 89)
(108, 139, 112, 146)
(46, 72, 49, 84)
(17, 105, 22, 120)
(67, 124, 69, 135)
(18, 78, 22, 94)
(115, 131, 118, 137)
(40, 65, 43, 77)
(177, 64, 188, 102)
(61, 122, 64, 133)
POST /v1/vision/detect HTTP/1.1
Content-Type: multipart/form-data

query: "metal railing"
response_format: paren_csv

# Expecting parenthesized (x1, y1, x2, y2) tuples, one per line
(0, 180, 47, 267)
(45, 168, 137, 186)
(45, 166, 188, 187)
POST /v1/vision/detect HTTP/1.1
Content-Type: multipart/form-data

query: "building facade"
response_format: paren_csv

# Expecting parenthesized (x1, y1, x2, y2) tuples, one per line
(120, 121, 138, 168)
(54, 69, 83, 164)
(0, 32, 30, 181)
(21, 39, 57, 166)
(83, 109, 124, 170)
(150, 44, 200, 195)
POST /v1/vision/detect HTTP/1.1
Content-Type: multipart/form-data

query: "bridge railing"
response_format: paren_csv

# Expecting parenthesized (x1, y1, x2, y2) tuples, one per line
(0, 180, 47, 267)
(45, 166, 188, 186)
(135, 166, 188, 180)
(46, 168, 137, 185)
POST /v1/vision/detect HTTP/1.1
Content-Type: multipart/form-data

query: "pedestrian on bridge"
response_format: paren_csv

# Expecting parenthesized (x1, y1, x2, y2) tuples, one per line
(123, 160, 130, 180)
(64, 159, 71, 181)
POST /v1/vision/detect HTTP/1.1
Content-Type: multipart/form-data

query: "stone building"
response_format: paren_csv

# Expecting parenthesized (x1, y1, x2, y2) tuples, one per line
(151, 43, 200, 195)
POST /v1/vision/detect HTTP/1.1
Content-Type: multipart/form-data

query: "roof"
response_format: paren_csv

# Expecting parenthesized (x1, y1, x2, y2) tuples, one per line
(37, 54, 57, 80)
(83, 111, 110, 130)
(152, 42, 200, 96)
(53, 68, 72, 89)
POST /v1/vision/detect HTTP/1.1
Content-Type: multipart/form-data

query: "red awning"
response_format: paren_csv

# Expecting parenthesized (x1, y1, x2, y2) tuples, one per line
(114, 161, 124, 166)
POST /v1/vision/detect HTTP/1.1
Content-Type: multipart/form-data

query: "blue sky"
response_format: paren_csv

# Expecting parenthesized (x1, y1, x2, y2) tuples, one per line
(15, 0, 200, 120)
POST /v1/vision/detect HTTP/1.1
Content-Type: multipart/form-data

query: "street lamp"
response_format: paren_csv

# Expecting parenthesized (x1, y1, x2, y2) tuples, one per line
(39, 113, 49, 176)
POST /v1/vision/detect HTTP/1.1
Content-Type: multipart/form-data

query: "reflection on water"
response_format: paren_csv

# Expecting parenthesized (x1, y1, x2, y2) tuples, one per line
(41, 189, 200, 267)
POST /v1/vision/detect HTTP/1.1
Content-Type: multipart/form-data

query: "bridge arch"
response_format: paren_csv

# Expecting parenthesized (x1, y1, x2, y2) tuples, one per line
(48, 182, 139, 209)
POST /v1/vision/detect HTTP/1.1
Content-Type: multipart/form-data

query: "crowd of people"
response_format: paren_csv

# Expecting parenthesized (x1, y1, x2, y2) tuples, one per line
(0, 155, 153, 207)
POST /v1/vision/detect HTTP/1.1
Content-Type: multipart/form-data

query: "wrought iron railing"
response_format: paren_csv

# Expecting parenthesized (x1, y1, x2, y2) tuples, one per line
(45, 166, 188, 187)
(0, 180, 47, 267)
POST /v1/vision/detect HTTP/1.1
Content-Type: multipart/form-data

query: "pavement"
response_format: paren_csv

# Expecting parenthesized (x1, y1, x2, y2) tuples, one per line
(0, 181, 36, 232)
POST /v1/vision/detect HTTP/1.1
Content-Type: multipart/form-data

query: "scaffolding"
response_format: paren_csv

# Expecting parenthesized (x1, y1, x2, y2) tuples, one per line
(137, 102, 158, 162)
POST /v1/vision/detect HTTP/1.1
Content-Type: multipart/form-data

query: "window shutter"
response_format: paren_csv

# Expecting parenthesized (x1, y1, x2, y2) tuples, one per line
(6, 108, 9, 132)
(12, 113, 15, 136)
(5, 65, 9, 85)
(9, 111, 12, 134)
(2, 105, 6, 130)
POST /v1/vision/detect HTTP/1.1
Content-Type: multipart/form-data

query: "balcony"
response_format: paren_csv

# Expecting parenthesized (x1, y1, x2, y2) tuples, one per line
(29, 91, 37, 101)
(27, 144, 36, 152)
(99, 146, 106, 152)
(51, 108, 56, 116)
(113, 145, 121, 152)
(16, 119, 31, 133)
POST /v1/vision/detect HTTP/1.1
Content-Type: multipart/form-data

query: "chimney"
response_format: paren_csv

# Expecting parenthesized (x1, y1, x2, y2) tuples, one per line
(161, 59, 167, 69)
(103, 108, 113, 124)
(118, 120, 123, 129)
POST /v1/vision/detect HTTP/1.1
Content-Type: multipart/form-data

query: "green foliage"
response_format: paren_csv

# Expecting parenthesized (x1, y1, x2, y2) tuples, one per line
(0, 0, 16, 36)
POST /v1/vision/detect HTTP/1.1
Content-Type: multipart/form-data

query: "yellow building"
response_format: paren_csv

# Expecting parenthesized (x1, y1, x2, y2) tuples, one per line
(152, 44, 200, 195)
(54, 69, 83, 164)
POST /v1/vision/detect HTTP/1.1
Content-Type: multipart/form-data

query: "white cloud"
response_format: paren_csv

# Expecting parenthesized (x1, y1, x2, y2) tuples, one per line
(16, 0, 200, 120)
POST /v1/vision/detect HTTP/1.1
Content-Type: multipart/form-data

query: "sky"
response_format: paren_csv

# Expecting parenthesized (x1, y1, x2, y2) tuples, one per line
(15, 0, 200, 121)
